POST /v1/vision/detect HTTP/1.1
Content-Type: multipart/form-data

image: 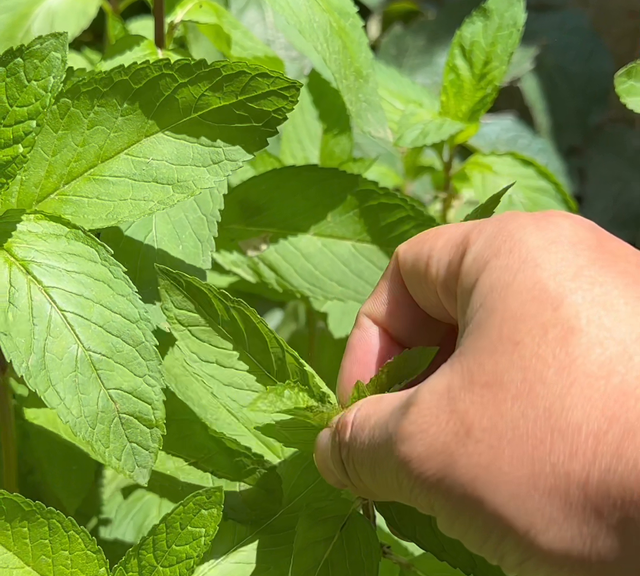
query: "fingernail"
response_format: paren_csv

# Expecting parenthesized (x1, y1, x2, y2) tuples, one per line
(314, 427, 348, 490)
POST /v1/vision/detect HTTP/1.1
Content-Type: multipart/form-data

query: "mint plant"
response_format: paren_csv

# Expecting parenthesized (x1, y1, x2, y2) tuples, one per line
(0, 0, 595, 575)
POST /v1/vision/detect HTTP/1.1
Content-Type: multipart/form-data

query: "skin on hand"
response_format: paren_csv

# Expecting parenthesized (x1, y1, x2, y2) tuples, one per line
(314, 211, 640, 576)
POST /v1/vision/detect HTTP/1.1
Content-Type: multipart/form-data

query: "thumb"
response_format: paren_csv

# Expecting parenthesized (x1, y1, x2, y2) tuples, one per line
(314, 368, 456, 508)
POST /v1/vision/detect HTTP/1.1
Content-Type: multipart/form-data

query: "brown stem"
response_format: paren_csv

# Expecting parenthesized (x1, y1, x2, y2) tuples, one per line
(0, 352, 18, 493)
(154, 0, 166, 50)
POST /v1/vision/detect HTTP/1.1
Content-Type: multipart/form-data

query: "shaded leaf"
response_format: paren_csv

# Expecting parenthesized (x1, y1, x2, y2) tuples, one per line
(462, 183, 514, 222)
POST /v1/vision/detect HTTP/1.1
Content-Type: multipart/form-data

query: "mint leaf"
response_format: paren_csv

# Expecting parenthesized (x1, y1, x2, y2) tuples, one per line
(157, 266, 331, 461)
(216, 166, 437, 306)
(0, 33, 67, 191)
(376, 502, 507, 576)
(395, 110, 468, 148)
(3, 60, 300, 229)
(101, 185, 226, 303)
(0, 1, 101, 52)
(440, 0, 526, 123)
(0, 212, 165, 485)
(113, 488, 224, 576)
(171, 0, 284, 72)
(468, 114, 573, 200)
(265, 0, 390, 140)
(615, 61, 640, 114)
(0, 490, 109, 575)
(453, 153, 572, 218)
(290, 501, 380, 576)
(350, 347, 438, 405)
(279, 82, 323, 166)
(462, 183, 514, 222)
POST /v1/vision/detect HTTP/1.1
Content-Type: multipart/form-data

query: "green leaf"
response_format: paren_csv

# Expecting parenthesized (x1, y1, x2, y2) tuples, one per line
(3, 60, 300, 229)
(216, 166, 437, 306)
(0, 490, 109, 575)
(376, 502, 506, 576)
(0, 0, 102, 52)
(395, 110, 468, 148)
(350, 347, 437, 405)
(171, 0, 284, 72)
(264, 0, 390, 140)
(374, 60, 438, 137)
(157, 266, 331, 461)
(307, 69, 353, 168)
(452, 153, 572, 220)
(462, 183, 514, 222)
(615, 61, 640, 114)
(290, 501, 381, 576)
(279, 82, 322, 166)
(0, 34, 67, 191)
(440, 0, 526, 123)
(101, 185, 226, 303)
(468, 114, 573, 198)
(0, 212, 165, 485)
(113, 488, 224, 576)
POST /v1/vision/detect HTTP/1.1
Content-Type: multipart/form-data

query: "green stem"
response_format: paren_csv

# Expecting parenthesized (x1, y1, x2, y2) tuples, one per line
(439, 144, 456, 224)
(0, 352, 18, 493)
(362, 499, 376, 527)
(381, 546, 426, 575)
(154, 0, 166, 50)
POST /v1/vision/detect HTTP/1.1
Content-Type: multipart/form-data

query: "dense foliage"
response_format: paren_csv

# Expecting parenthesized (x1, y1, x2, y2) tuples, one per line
(0, 0, 638, 575)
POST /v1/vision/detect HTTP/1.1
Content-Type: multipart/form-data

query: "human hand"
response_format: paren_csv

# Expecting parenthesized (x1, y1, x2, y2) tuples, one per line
(314, 211, 640, 576)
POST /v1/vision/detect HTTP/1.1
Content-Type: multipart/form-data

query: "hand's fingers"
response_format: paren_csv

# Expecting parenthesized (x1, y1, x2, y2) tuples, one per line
(316, 364, 458, 508)
(337, 220, 480, 404)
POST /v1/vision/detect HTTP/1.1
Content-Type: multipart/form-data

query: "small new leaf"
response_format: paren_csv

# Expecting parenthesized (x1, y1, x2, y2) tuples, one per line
(113, 488, 224, 576)
(0, 490, 110, 575)
(463, 183, 515, 221)
(350, 347, 438, 405)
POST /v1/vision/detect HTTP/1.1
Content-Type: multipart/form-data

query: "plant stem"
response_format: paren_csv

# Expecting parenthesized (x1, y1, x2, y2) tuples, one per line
(362, 499, 376, 527)
(439, 144, 456, 224)
(154, 0, 166, 50)
(381, 546, 426, 575)
(0, 351, 18, 493)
